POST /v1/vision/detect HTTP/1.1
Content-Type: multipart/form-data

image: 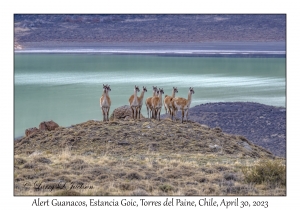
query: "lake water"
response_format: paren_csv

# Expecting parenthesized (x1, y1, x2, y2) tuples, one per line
(14, 45, 286, 138)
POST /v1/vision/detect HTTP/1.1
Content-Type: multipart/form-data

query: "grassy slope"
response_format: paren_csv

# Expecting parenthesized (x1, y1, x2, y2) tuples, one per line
(14, 119, 285, 196)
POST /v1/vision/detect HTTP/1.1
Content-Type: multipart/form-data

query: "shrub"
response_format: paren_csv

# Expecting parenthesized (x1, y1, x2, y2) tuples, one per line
(184, 188, 198, 196)
(126, 172, 143, 180)
(53, 190, 81, 196)
(224, 172, 238, 181)
(34, 157, 52, 164)
(118, 183, 133, 191)
(159, 184, 175, 192)
(15, 158, 27, 165)
(242, 159, 286, 186)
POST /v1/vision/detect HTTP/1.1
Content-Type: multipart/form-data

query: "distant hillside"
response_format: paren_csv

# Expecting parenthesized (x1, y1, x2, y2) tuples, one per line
(14, 14, 286, 46)
(162, 102, 286, 157)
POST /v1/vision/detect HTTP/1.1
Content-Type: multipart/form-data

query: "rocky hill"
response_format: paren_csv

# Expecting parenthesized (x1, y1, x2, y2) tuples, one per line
(14, 118, 273, 158)
(14, 14, 286, 46)
(162, 102, 286, 157)
(14, 115, 287, 196)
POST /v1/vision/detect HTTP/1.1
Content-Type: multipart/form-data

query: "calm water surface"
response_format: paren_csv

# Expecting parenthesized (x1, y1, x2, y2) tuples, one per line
(14, 54, 286, 137)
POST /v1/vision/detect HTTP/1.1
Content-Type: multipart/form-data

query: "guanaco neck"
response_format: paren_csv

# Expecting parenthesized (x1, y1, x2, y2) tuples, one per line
(171, 89, 176, 98)
(187, 91, 193, 106)
(106, 89, 110, 96)
(102, 89, 108, 97)
(158, 91, 163, 105)
(152, 89, 157, 97)
(101, 89, 109, 105)
(140, 89, 146, 100)
(133, 88, 138, 105)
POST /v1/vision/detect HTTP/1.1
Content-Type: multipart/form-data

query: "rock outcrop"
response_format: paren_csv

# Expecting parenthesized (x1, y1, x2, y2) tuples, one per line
(110, 105, 145, 121)
(25, 127, 38, 137)
(24, 121, 59, 138)
(39, 120, 59, 131)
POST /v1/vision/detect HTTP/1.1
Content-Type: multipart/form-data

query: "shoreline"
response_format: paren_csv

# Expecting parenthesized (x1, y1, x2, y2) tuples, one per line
(14, 51, 286, 58)
(14, 41, 286, 58)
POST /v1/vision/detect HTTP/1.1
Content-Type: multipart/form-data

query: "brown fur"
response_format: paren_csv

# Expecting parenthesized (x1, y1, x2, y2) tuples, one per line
(171, 87, 194, 123)
(151, 88, 164, 121)
(100, 84, 111, 122)
(164, 87, 178, 115)
(145, 86, 158, 119)
(129, 86, 147, 119)
(129, 85, 140, 120)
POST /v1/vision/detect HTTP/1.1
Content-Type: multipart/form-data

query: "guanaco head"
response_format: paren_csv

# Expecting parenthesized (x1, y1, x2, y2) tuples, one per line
(103, 84, 111, 92)
(173, 87, 178, 93)
(159, 88, 164, 95)
(189, 87, 195, 94)
(153, 86, 159, 96)
(106, 84, 111, 91)
(134, 85, 140, 92)
(143, 86, 147, 92)
(103, 84, 107, 92)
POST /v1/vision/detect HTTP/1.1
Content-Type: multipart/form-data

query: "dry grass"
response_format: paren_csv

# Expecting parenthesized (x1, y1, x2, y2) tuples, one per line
(14, 119, 284, 196)
(14, 149, 285, 196)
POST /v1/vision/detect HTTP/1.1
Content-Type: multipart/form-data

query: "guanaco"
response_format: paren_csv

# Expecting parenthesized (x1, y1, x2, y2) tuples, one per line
(171, 87, 195, 123)
(128, 85, 140, 120)
(151, 88, 164, 121)
(100, 84, 111, 121)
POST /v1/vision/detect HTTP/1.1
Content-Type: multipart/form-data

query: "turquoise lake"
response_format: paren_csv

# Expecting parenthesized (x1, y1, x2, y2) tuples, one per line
(14, 54, 286, 137)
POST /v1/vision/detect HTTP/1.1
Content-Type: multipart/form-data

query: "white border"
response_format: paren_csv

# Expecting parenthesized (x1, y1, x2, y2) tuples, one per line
(3, 0, 298, 209)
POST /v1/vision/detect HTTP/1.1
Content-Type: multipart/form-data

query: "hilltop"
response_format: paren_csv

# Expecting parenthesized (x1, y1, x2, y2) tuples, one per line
(14, 14, 286, 47)
(14, 118, 273, 158)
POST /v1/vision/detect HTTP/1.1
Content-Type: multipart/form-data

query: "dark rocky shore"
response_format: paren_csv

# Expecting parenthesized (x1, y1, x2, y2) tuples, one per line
(163, 102, 286, 157)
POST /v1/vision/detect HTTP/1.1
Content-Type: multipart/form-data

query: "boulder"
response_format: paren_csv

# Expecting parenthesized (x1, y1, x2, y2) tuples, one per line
(39, 120, 59, 131)
(109, 105, 145, 120)
(25, 127, 39, 137)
